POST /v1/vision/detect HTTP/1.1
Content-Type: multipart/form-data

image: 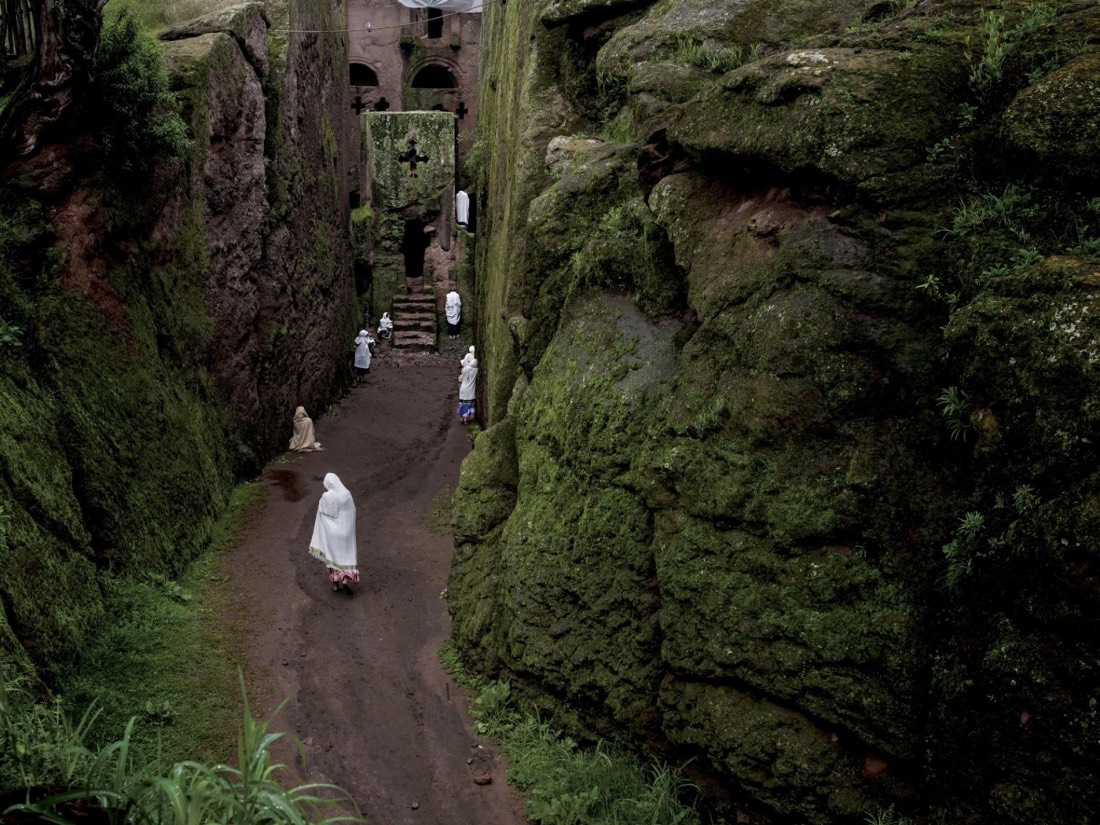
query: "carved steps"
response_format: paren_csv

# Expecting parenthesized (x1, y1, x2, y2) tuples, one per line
(391, 293, 438, 352)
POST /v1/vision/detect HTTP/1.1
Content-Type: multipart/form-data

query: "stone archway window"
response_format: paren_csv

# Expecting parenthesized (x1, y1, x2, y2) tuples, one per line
(426, 9, 443, 39)
(411, 64, 456, 89)
(350, 63, 379, 86)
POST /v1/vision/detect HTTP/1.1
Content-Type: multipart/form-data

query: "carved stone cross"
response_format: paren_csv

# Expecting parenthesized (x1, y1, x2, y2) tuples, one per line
(398, 138, 430, 177)
(454, 100, 469, 120)
(352, 96, 368, 115)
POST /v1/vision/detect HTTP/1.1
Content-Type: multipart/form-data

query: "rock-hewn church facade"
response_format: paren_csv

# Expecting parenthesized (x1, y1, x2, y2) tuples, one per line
(347, 0, 481, 162)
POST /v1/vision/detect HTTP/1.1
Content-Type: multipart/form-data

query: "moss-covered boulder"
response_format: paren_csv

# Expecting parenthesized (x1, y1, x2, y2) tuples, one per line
(1005, 53, 1100, 184)
(451, 0, 1100, 822)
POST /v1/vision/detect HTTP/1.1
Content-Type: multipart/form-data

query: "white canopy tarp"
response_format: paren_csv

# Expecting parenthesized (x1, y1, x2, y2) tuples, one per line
(398, 0, 483, 10)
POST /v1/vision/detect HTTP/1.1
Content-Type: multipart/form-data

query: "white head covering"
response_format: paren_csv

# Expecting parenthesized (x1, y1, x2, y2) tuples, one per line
(461, 345, 476, 367)
(354, 331, 373, 369)
(289, 406, 318, 451)
(445, 290, 462, 324)
(309, 473, 358, 569)
(459, 358, 478, 401)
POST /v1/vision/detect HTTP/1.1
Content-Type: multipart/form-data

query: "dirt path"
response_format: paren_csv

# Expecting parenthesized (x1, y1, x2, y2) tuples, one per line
(224, 350, 526, 825)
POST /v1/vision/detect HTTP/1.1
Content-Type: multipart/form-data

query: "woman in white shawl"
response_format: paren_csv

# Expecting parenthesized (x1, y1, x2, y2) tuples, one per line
(461, 345, 475, 368)
(288, 406, 320, 451)
(309, 473, 360, 593)
(457, 356, 477, 423)
(377, 312, 393, 339)
(354, 329, 373, 384)
(445, 288, 462, 339)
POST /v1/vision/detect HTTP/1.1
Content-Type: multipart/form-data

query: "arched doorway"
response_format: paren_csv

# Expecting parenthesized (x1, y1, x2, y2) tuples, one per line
(411, 64, 457, 89)
(350, 63, 379, 87)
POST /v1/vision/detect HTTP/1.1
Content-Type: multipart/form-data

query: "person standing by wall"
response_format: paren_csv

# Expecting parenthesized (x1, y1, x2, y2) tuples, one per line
(309, 473, 360, 595)
(455, 189, 470, 228)
(445, 286, 462, 339)
(457, 355, 477, 424)
(354, 329, 373, 384)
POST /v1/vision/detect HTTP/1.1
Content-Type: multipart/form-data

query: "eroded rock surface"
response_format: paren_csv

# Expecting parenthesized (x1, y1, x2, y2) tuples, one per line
(449, 0, 1100, 822)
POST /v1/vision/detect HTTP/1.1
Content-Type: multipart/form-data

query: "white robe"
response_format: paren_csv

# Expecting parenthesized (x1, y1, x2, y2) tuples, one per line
(455, 189, 470, 225)
(459, 360, 478, 402)
(378, 313, 393, 334)
(309, 473, 358, 571)
(461, 345, 475, 368)
(288, 406, 318, 451)
(354, 330, 373, 369)
(445, 291, 462, 325)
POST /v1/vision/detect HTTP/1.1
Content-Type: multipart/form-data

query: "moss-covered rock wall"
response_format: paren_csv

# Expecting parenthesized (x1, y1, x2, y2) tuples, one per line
(449, 1, 1100, 822)
(0, 0, 355, 683)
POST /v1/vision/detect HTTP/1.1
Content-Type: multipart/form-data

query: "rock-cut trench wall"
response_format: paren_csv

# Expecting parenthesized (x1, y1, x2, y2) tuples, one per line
(0, 0, 355, 683)
(447, 1, 1100, 823)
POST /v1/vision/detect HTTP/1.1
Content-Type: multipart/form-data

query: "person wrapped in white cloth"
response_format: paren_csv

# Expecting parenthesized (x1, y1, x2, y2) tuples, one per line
(354, 329, 373, 384)
(445, 288, 462, 339)
(377, 312, 393, 340)
(457, 356, 477, 423)
(288, 406, 321, 451)
(309, 473, 360, 594)
(455, 189, 470, 227)
(461, 345, 475, 368)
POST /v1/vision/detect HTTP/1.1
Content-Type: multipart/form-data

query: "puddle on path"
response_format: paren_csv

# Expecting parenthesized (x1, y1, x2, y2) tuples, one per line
(267, 468, 305, 502)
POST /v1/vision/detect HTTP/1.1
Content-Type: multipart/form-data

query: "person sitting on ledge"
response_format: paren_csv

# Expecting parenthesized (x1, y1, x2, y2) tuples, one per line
(378, 312, 393, 340)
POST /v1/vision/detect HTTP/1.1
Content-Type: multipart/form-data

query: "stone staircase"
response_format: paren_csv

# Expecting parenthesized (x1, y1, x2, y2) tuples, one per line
(390, 293, 438, 352)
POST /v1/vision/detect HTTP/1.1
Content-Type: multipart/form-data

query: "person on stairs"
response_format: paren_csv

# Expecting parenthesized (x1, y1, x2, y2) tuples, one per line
(377, 312, 393, 340)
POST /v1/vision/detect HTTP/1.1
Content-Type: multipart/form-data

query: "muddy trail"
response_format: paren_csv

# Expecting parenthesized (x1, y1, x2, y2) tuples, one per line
(225, 350, 526, 825)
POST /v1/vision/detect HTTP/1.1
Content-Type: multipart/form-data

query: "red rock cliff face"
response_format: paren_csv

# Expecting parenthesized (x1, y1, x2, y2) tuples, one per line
(162, 0, 357, 457)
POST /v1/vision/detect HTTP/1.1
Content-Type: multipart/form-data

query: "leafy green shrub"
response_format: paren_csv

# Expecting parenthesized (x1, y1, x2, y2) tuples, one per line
(3, 678, 361, 825)
(937, 385, 972, 442)
(89, 10, 190, 183)
(964, 11, 1011, 96)
(0, 673, 98, 791)
(941, 510, 985, 591)
(0, 318, 22, 349)
(472, 680, 513, 736)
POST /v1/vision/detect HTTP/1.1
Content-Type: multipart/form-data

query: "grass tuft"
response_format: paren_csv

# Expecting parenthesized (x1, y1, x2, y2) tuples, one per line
(469, 680, 701, 825)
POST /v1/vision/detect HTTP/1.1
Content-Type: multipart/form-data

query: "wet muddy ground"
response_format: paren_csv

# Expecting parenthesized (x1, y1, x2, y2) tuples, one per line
(224, 350, 526, 824)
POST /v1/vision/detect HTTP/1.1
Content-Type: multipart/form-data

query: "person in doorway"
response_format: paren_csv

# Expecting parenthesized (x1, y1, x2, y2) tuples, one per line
(445, 287, 462, 339)
(308, 473, 359, 595)
(377, 312, 393, 340)
(354, 329, 373, 383)
(457, 355, 477, 424)
(455, 189, 470, 228)
(461, 345, 475, 368)
(289, 406, 321, 452)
